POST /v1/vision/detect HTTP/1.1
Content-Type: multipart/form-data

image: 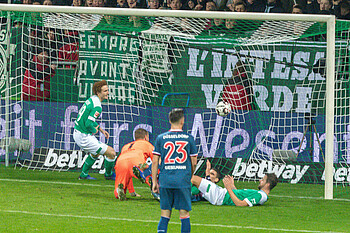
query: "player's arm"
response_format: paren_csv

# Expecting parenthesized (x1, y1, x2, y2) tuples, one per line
(97, 125, 110, 139)
(205, 159, 211, 176)
(223, 175, 248, 207)
(189, 135, 198, 175)
(152, 154, 160, 193)
(191, 155, 197, 175)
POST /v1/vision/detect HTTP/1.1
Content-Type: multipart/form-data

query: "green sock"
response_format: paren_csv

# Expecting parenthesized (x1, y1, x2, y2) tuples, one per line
(104, 156, 116, 177)
(80, 154, 96, 178)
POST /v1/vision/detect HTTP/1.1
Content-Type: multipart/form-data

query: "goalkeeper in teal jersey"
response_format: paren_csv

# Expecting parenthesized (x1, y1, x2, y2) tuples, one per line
(73, 80, 116, 180)
(191, 173, 278, 207)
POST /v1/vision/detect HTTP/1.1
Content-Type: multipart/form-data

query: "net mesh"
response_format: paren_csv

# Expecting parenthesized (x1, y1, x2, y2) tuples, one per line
(0, 10, 349, 199)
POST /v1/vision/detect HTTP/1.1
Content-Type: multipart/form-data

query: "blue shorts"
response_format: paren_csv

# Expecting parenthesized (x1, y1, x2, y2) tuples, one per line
(159, 187, 192, 211)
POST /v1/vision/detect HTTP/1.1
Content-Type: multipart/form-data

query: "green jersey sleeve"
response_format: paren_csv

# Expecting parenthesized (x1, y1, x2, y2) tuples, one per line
(191, 183, 201, 195)
(222, 189, 268, 207)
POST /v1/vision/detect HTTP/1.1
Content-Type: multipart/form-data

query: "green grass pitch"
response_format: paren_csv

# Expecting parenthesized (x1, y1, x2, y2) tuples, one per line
(1, 165, 350, 233)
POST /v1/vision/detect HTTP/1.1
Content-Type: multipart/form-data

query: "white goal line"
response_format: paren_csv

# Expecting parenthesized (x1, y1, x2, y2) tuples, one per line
(1, 178, 349, 202)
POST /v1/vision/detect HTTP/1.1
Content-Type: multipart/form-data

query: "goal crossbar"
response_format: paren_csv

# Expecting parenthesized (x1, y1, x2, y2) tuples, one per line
(0, 4, 335, 22)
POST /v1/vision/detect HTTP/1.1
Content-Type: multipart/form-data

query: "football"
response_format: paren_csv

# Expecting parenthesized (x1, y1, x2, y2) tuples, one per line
(216, 101, 231, 117)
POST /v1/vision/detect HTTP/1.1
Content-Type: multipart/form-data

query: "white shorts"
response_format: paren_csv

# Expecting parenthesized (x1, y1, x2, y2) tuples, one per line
(73, 129, 108, 156)
(198, 178, 227, 205)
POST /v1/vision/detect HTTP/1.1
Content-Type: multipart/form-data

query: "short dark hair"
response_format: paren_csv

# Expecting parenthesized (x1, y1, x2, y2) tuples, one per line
(169, 108, 184, 124)
(134, 128, 149, 140)
(266, 173, 278, 190)
(211, 167, 222, 181)
(92, 80, 107, 95)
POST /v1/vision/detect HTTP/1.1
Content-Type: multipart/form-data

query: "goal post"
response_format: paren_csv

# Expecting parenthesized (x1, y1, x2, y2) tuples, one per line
(0, 4, 347, 200)
(325, 17, 335, 200)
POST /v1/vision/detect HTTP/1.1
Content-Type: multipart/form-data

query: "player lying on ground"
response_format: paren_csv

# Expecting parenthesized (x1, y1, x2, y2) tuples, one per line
(191, 159, 222, 202)
(73, 80, 116, 180)
(114, 128, 154, 201)
(133, 159, 221, 202)
(191, 173, 278, 206)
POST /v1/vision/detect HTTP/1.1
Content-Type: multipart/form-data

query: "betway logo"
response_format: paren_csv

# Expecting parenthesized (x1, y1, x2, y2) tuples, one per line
(232, 158, 309, 184)
(43, 148, 104, 169)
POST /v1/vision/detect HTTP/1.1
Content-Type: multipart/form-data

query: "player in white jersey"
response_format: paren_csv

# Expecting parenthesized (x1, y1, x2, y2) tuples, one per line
(73, 80, 116, 180)
(191, 173, 278, 207)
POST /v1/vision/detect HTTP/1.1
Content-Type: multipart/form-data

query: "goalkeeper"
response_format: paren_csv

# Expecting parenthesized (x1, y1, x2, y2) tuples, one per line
(114, 128, 154, 200)
(191, 173, 278, 207)
(73, 80, 116, 180)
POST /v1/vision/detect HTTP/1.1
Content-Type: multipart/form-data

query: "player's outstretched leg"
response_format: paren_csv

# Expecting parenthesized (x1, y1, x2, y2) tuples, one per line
(78, 154, 97, 180)
(117, 183, 127, 201)
(133, 166, 146, 183)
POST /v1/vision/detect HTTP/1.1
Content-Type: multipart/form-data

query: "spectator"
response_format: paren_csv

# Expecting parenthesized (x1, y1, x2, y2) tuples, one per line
(33, 1, 41, 4)
(127, 0, 138, 7)
(105, 0, 118, 6)
(264, 0, 285, 12)
(85, 0, 93, 6)
(234, 0, 247, 11)
(115, 0, 128, 7)
(212, 0, 227, 10)
(194, 0, 207, 10)
(92, 0, 105, 6)
(207, 18, 225, 35)
(292, 3, 304, 13)
(72, 0, 83, 6)
(305, 0, 320, 13)
(223, 60, 254, 110)
(246, 0, 265, 12)
(43, 0, 53, 5)
(22, 46, 57, 101)
(44, 28, 62, 62)
(318, 0, 333, 13)
(280, 0, 295, 13)
(183, 0, 197, 9)
(22, 0, 33, 4)
(225, 18, 235, 29)
(333, 0, 350, 19)
(206, 0, 217, 10)
(148, 0, 160, 8)
(226, 0, 238, 11)
(127, 0, 147, 8)
(169, 0, 183, 9)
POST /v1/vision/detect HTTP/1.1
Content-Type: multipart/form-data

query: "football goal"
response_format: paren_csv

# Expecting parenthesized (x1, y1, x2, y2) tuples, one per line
(0, 4, 349, 200)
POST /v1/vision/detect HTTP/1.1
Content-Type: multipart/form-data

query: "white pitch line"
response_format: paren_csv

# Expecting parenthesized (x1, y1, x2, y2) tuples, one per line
(0, 178, 150, 189)
(1, 178, 350, 201)
(1, 209, 344, 233)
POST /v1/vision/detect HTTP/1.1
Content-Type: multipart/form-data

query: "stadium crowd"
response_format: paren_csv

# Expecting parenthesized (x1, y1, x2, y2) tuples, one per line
(6, 0, 350, 20)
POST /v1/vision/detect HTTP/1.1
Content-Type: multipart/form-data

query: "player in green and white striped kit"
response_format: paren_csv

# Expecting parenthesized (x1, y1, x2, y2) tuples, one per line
(73, 80, 116, 180)
(191, 173, 278, 207)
